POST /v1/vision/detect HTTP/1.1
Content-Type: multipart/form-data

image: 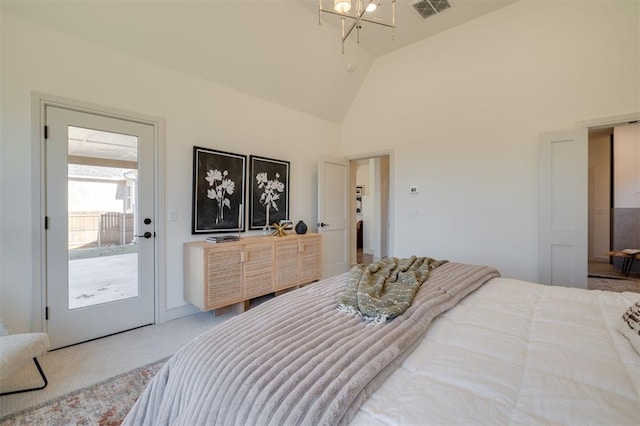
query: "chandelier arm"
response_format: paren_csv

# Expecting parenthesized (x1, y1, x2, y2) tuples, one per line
(359, 17, 395, 28)
(341, 16, 346, 54)
(343, 19, 358, 43)
(320, 9, 356, 19)
(320, 10, 394, 28)
(392, 0, 396, 40)
(342, 0, 375, 43)
(318, 0, 395, 52)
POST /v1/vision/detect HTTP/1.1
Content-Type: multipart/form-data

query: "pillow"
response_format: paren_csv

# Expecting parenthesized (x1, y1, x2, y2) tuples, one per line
(618, 301, 640, 355)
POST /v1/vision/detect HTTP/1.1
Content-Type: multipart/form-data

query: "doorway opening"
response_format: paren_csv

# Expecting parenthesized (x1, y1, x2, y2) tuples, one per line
(587, 121, 640, 293)
(349, 154, 391, 266)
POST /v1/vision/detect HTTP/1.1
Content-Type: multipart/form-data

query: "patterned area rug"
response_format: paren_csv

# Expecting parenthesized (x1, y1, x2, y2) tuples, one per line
(0, 358, 167, 426)
(588, 277, 640, 293)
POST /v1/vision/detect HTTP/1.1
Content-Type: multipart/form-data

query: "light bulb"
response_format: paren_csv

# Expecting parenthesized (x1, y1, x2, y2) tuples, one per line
(365, 2, 377, 12)
(334, 0, 351, 13)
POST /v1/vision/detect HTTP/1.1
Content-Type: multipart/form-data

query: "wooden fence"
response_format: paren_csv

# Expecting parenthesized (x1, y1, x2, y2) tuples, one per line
(69, 211, 134, 249)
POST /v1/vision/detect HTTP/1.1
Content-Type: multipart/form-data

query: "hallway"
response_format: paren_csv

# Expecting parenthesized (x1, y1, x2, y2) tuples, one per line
(588, 260, 640, 293)
(356, 249, 373, 265)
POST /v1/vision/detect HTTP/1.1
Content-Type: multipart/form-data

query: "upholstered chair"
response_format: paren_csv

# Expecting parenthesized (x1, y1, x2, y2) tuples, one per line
(0, 320, 49, 396)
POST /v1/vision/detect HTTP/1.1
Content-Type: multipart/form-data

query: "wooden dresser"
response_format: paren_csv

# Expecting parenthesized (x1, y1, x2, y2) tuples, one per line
(184, 233, 322, 312)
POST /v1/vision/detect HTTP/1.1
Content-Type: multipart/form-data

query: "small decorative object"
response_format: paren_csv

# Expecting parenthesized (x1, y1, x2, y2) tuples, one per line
(192, 146, 246, 234)
(249, 155, 290, 230)
(295, 220, 307, 234)
(271, 222, 288, 237)
(279, 219, 293, 230)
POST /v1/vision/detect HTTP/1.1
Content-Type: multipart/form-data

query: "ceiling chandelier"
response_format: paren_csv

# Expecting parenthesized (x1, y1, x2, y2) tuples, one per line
(318, 0, 396, 53)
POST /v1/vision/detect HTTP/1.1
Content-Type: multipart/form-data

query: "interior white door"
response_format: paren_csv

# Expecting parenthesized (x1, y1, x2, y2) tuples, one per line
(539, 128, 588, 288)
(45, 106, 155, 349)
(318, 158, 349, 277)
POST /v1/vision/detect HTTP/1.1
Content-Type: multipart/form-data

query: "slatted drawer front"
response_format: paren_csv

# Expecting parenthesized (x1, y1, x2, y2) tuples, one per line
(206, 246, 242, 309)
(243, 242, 274, 299)
(300, 235, 321, 282)
(184, 234, 321, 312)
(275, 238, 299, 290)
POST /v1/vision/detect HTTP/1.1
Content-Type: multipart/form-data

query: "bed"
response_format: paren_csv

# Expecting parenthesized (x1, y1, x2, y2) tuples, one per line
(124, 260, 640, 425)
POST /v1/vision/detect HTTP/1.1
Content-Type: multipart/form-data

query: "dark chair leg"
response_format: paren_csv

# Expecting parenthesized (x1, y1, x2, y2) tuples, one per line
(0, 357, 48, 397)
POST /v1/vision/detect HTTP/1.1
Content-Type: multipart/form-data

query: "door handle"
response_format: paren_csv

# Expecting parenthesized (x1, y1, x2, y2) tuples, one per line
(137, 231, 153, 239)
(318, 222, 330, 228)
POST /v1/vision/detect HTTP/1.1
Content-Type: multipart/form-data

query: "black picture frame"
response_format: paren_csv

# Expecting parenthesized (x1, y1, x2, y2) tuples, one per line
(249, 155, 290, 230)
(192, 146, 246, 234)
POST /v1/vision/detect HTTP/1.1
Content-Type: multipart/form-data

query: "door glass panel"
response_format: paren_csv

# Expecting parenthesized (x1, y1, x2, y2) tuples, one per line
(67, 126, 139, 309)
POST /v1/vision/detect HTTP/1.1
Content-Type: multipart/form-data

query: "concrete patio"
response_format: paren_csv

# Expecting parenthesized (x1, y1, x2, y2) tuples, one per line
(68, 253, 138, 309)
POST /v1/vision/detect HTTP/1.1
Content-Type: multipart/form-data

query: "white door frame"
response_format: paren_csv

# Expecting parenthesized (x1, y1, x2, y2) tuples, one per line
(577, 113, 640, 131)
(30, 92, 166, 332)
(345, 149, 395, 266)
(577, 111, 640, 272)
(539, 112, 640, 287)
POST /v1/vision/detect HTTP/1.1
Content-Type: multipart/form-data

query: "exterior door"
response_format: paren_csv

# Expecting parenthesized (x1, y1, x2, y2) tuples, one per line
(539, 128, 588, 288)
(318, 158, 349, 277)
(45, 106, 155, 349)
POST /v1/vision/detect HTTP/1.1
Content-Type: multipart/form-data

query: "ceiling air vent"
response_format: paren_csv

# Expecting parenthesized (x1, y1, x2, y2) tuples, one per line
(410, 0, 452, 20)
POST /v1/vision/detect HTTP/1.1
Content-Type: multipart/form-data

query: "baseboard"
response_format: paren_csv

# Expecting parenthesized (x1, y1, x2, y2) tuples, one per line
(158, 303, 200, 323)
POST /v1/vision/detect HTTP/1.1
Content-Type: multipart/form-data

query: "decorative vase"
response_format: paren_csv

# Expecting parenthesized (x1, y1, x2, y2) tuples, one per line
(295, 220, 308, 234)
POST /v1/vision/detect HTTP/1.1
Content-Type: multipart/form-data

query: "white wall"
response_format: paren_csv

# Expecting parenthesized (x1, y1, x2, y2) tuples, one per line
(614, 123, 640, 208)
(0, 14, 341, 332)
(341, 0, 640, 282)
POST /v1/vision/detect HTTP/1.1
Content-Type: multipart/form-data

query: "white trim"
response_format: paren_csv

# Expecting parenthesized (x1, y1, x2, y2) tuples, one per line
(29, 92, 181, 330)
(344, 149, 394, 161)
(30, 96, 46, 332)
(577, 112, 640, 129)
(574, 111, 640, 286)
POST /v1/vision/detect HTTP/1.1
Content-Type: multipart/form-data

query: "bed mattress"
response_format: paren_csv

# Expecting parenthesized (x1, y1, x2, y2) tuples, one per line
(352, 278, 640, 425)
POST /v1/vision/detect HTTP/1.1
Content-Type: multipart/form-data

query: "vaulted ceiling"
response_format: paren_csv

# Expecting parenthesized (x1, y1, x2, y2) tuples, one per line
(2, 0, 516, 123)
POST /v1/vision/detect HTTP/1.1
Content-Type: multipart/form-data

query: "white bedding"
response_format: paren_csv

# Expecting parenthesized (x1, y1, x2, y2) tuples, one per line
(352, 278, 640, 425)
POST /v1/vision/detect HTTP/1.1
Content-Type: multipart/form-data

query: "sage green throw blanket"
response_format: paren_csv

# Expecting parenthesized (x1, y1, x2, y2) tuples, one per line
(338, 256, 448, 323)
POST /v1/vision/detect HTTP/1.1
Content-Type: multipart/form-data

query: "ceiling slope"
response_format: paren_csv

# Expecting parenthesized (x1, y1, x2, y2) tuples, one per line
(2, 0, 516, 123)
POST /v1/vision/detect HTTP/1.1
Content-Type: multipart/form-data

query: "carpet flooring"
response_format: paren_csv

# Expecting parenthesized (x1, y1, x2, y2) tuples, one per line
(0, 310, 233, 420)
(0, 358, 167, 425)
(588, 276, 640, 293)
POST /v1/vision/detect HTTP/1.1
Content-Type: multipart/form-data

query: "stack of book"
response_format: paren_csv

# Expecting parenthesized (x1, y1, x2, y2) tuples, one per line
(206, 235, 240, 244)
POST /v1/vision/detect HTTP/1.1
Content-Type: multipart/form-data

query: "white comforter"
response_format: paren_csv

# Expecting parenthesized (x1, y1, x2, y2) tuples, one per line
(352, 278, 640, 425)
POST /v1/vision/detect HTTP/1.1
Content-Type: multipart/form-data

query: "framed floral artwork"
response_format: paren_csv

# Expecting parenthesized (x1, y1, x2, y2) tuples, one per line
(249, 155, 290, 230)
(192, 146, 246, 234)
